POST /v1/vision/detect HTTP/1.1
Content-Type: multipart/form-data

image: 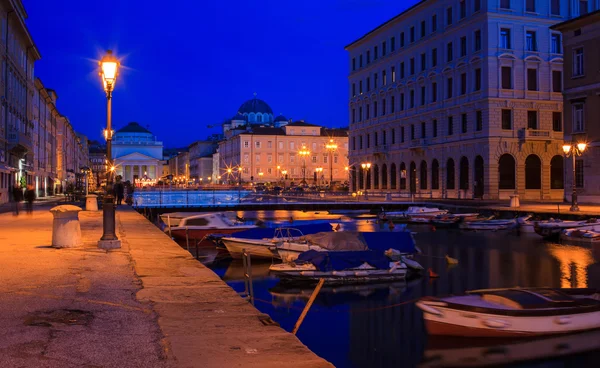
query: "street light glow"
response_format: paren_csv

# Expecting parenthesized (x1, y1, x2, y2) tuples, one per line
(562, 144, 571, 155)
(100, 50, 119, 92)
(577, 143, 587, 152)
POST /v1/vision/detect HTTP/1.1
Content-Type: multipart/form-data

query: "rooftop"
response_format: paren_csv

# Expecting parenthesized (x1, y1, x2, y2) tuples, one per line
(116, 122, 153, 134)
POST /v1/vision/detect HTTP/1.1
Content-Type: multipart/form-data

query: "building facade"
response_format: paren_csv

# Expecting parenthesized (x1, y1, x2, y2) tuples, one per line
(189, 139, 218, 182)
(346, 0, 594, 199)
(89, 141, 106, 189)
(112, 122, 163, 184)
(553, 9, 600, 203)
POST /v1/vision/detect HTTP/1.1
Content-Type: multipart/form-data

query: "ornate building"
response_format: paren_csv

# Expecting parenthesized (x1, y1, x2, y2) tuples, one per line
(346, 0, 594, 200)
(112, 122, 163, 184)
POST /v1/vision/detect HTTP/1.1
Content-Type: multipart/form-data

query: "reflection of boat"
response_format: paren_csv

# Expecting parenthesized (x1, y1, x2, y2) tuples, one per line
(382, 207, 449, 223)
(222, 260, 272, 281)
(417, 288, 600, 338)
(561, 224, 600, 245)
(459, 219, 516, 231)
(328, 209, 371, 216)
(270, 250, 423, 284)
(534, 219, 596, 240)
(170, 213, 257, 243)
(421, 329, 600, 367)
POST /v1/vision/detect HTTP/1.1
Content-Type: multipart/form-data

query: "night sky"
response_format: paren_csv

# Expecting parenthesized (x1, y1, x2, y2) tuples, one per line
(26, 0, 418, 147)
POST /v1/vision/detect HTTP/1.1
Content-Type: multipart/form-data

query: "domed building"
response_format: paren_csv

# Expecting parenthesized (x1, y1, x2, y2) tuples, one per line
(112, 122, 164, 185)
(222, 96, 289, 134)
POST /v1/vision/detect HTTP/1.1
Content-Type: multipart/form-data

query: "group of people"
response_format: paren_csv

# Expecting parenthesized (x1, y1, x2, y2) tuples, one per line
(12, 185, 36, 216)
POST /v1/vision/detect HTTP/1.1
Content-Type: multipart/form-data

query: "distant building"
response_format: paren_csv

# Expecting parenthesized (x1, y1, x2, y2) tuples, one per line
(552, 9, 600, 203)
(346, 0, 594, 199)
(189, 140, 218, 183)
(89, 141, 107, 189)
(112, 122, 163, 184)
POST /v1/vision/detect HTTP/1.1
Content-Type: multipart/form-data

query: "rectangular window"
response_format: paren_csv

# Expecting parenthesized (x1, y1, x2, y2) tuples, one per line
(526, 0, 535, 12)
(391, 66, 396, 82)
(573, 48, 584, 77)
(421, 20, 426, 38)
(391, 37, 396, 52)
(400, 62, 405, 78)
(352, 58, 356, 71)
(461, 113, 468, 133)
(432, 14, 437, 32)
(374, 132, 378, 146)
(366, 134, 370, 148)
(421, 122, 426, 138)
(447, 116, 454, 135)
(374, 73, 378, 88)
(366, 104, 370, 119)
(500, 28, 511, 49)
(421, 53, 426, 71)
(500, 0, 510, 9)
(400, 93, 405, 110)
(352, 137, 356, 150)
(552, 70, 562, 92)
(527, 69, 537, 91)
(460, 73, 467, 95)
(382, 98, 386, 115)
(432, 82, 437, 102)
(526, 31, 537, 51)
(352, 108, 356, 124)
(359, 135, 363, 149)
(373, 101, 378, 117)
(359, 80, 363, 94)
(391, 128, 396, 144)
(374, 45, 378, 60)
(400, 32, 405, 47)
(352, 83, 356, 97)
(551, 34, 561, 53)
(244, 141, 249, 148)
(501, 66, 512, 89)
(580, 0, 589, 15)
(383, 130, 387, 144)
(383, 70, 387, 85)
(410, 90, 415, 108)
(574, 159, 585, 187)
(410, 26, 415, 43)
(502, 109, 512, 130)
(551, 0, 560, 15)
(391, 95, 395, 113)
(474, 30, 481, 51)
(359, 55, 363, 67)
(460, 36, 467, 57)
(460, 1, 466, 19)
(410, 58, 415, 75)
(552, 112, 562, 132)
(474, 68, 482, 91)
(382, 41, 386, 56)
(573, 103, 584, 132)
(366, 77, 370, 92)
(367, 50, 370, 64)
(476, 110, 483, 131)
(474, 0, 481, 12)
(433, 119, 438, 137)
(527, 110, 537, 129)
(447, 77, 453, 98)
(255, 154, 260, 163)
(420, 86, 426, 106)
(401, 127, 405, 143)
(359, 106, 362, 121)
(410, 125, 415, 140)
(447, 42, 453, 61)
(447, 7, 453, 25)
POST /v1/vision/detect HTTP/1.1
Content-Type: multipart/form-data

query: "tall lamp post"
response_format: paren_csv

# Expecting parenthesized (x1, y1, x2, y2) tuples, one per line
(315, 167, 323, 188)
(361, 162, 371, 198)
(98, 50, 121, 249)
(563, 142, 587, 212)
(281, 170, 287, 188)
(325, 139, 337, 189)
(299, 146, 310, 185)
(237, 166, 242, 202)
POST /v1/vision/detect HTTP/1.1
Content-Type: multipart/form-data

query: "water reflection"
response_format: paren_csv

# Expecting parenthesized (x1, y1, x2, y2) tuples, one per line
(546, 244, 594, 288)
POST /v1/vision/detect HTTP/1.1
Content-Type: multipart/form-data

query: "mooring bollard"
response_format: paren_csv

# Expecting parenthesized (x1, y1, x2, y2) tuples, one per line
(49, 205, 83, 248)
(85, 194, 98, 211)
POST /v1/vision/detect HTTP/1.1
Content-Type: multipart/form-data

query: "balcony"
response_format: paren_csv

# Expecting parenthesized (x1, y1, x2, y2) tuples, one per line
(519, 129, 559, 141)
(7, 129, 33, 154)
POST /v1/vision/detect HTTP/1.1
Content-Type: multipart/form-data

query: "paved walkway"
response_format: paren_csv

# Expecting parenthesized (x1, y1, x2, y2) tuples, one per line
(0, 206, 331, 368)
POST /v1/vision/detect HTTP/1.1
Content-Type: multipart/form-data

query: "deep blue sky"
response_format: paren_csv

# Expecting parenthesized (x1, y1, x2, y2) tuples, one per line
(26, 0, 418, 147)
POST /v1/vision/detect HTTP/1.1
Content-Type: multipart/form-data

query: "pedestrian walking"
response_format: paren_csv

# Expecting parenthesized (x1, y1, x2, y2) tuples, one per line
(12, 186, 23, 216)
(25, 184, 35, 214)
(115, 181, 124, 205)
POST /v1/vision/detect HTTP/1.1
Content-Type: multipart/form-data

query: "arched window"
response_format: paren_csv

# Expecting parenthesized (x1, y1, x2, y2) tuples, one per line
(525, 154, 541, 190)
(257, 114, 263, 123)
(381, 164, 388, 189)
(400, 163, 406, 190)
(410, 162, 417, 193)
(498, 154, 516, 189)
(460, 157, 469, 190)
(390, 163, 397, 189)
(446, 158, 455, 190)
(550, 155, 564, 189)
(431, 159, 440, 190)
(373, 164, 380, 189)
(420, 161, 428, 190)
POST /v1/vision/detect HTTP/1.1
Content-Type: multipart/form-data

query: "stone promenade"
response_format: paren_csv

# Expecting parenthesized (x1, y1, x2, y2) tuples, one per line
(0, 205, 331, 368)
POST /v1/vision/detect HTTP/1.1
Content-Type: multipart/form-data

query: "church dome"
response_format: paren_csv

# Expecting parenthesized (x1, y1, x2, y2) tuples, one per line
(238, 98, 273, 115)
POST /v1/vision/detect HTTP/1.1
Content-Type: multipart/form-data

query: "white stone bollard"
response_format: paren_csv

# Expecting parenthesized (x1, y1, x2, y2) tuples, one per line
(85, 195, 98, 211)
(50, 205, 83, 248)
(509, 195, 520, 208)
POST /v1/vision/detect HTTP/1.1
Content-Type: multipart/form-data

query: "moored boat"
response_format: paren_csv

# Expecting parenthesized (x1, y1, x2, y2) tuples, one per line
(560, 225, 600, 244)
(534, 218, 597, 240)
(417, 288, 600, 338)
(381, 207, 449, 224)
(459, 218, 517, 231)
(169, 213, 257, 244)
(160, 212, 205, 228)
(431, 213, 480, 229)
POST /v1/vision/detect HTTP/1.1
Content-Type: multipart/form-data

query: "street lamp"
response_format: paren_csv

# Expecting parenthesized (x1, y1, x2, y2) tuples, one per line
(361, 162, 371, 192)
(325, 139, 338, 189)
(80, 166, 91, 196)
(563, 142, 587, 212)
(258, 172, 264, 182)
(315, 167, 323, 187)
(98, 50, 120, 249)
(299, 146, 310, 185)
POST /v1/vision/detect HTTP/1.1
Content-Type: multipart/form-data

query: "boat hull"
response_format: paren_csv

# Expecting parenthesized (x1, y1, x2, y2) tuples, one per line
(170, 227, 254, 244)
(222, 238, 278, 260)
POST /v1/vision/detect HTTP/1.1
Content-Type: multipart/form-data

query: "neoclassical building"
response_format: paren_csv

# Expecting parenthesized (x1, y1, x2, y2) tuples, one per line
(346, 0, 595, 200)
(112, 122, 163, 184)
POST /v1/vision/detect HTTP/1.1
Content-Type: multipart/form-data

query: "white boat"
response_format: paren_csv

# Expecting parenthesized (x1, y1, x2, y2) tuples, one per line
(276, 231, 368, 263)
(382, 207, 449, 223)
(417, 288, 600, 338)
(222, 227, 307, 260)
(160, 212, 205, 227)
(169, 213, 257, 244)
(560, 224, 600, 244)
(459, 218, 517, 231)
(534, 219, 597, 240)
(516, 215, 537, 233)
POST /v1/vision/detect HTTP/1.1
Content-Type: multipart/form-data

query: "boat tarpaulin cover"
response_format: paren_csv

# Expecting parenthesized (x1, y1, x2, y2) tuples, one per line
(362, 232, 417, 254)
(229, 222, 333, 240)
(296, 250, 390, 271)
(304, 232, 368, 251)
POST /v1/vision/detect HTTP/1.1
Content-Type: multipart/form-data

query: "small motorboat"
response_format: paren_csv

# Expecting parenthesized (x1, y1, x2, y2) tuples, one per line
(534, 218, 597, 240)
(417, 288, 600, 338)
(381, 207, 449, 224)
(560, 225, 600, 244)
(430, 213, 480, 229)
(516, 215, 536, 233)
(169, 213, 257, 244)
(459, 218, 517, 231)
(160, 212, 205, 228)
(270, 249, 423, 284)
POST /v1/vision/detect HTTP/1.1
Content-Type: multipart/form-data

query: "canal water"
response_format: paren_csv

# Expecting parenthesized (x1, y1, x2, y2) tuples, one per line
(171, 210, 600, 367)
